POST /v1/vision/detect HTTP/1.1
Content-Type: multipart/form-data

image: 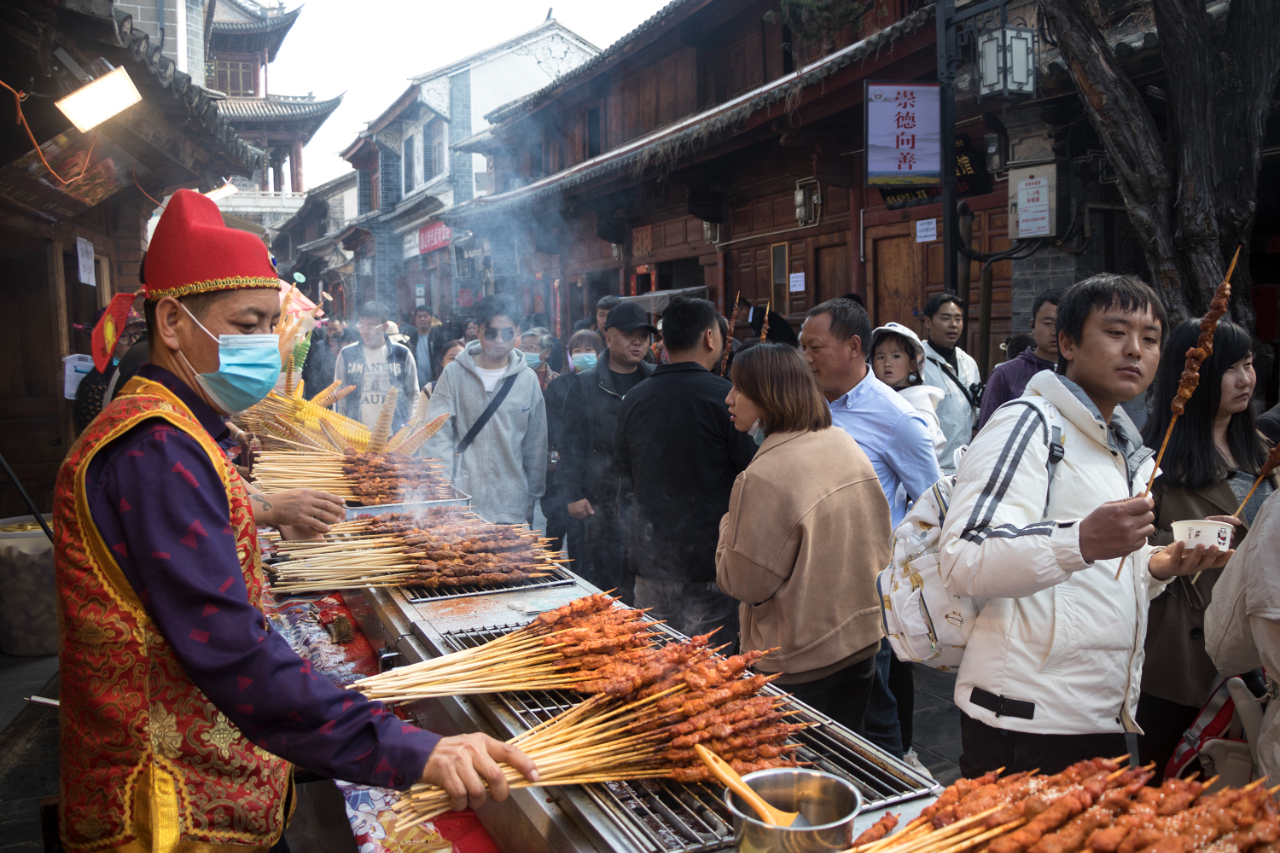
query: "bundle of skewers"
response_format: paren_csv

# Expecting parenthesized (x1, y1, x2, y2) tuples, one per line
(266, 508, 564, 593)
(845, 759, 1279, 853)
(254, 449, 452, 504)
(352, 592, 770, 701)
(242, 379, 448, 459)
(391, 596, 808, 828)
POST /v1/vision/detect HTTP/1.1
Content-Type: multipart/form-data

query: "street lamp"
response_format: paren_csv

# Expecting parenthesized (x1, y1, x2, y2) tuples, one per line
(977, 26, 1036, 99)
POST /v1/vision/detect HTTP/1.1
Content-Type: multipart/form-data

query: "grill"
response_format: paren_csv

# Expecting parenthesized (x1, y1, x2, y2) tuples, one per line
(438, 622, 940, 853)
(401, 564, 577, 602)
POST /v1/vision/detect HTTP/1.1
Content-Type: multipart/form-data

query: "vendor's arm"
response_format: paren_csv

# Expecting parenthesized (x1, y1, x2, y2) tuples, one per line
(240, 478, 346, 537)
(87, 421, 438, 789)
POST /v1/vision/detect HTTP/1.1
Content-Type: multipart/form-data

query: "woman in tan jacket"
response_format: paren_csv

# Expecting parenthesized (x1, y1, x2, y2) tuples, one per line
(716, 343, 893, 735)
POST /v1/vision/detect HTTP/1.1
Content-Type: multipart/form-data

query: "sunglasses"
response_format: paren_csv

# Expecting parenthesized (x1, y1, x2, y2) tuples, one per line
(482, 327, 517, 342)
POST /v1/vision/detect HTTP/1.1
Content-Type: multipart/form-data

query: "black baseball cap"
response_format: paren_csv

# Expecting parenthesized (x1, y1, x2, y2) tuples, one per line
(604, 302, 657, 334)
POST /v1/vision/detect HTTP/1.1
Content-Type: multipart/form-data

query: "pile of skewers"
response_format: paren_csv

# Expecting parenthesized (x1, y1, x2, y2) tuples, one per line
(844, 759, 1280, 853)
(391, 595, 807, 828)
(254, 450, 454, 505)
(266, 508, 564, 593)
(353, 592, 770, 701)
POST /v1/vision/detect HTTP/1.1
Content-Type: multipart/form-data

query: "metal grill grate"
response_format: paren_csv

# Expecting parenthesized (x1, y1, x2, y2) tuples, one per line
(438, 622, 940, 853)
(401, 564, 576, 602)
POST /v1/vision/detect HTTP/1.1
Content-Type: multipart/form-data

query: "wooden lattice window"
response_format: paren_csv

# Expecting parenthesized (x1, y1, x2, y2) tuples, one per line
(205, 59, 257, 96)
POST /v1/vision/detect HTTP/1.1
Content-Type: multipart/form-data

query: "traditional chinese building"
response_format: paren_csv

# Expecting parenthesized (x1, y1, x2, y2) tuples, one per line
(0, 0, 265, 516)
(336, 18, 599, 322)
(207, 0, 343, 229)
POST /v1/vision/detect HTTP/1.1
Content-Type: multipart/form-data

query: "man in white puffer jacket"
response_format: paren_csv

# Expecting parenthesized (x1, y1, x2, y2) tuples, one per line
(939, 274, 1233, 776)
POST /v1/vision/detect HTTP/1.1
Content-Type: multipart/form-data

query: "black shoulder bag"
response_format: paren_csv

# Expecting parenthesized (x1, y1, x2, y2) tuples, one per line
(453, 374, 519, 478)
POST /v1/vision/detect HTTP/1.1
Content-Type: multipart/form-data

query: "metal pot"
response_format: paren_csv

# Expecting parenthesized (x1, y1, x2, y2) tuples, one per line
(723, 768, 863, 853)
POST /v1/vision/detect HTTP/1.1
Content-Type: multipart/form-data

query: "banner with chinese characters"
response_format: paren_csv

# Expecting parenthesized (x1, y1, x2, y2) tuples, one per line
(865, 83, 941, 188)
(879, 135, 993, 210)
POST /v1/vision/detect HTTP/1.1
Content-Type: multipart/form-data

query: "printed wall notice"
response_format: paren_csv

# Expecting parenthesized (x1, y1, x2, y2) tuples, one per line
(1017, 176, 1052, 238)
(916, 219, 937, 243)
(789, 272, 805, 293)
(76, 236, 95, 286)
(866, 83, 941, 188)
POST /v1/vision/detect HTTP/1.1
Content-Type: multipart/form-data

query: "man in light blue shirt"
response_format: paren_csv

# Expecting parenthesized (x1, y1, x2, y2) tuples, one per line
(799, 300, 941, 528)
(799, 297, 942, 771)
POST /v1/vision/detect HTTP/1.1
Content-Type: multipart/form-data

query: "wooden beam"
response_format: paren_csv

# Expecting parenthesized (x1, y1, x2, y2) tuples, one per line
(46, 240, 73, 453)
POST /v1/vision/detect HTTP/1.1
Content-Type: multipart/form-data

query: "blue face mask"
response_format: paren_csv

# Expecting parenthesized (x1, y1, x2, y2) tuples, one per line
(748, 419, 767, 446)
(572, 353, 597, 372)
(523, 351, 542, 370)
(180, 305, 281, 415)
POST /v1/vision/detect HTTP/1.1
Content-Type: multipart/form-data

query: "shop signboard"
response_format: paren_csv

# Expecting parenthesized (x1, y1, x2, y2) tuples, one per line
(866, 82, 941, 188)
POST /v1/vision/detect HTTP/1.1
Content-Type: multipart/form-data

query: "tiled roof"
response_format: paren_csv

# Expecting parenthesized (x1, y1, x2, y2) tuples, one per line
(219, 94, 344, 123)
(446, 6, 935, 224)
(485, 0, 705, 125)
(112, 9, 265, 174)
(210, 5, 300, 34)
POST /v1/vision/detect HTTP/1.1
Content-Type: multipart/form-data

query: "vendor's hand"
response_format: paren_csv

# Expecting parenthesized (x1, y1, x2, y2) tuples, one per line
(421, 733, 538, 813)
(250, 489, 346, 534)
(1079, 495, 1155, 564)
(1148, 541, 1234, 580)
(1206, 514, 1244, 530)
(567, 499, 594, 519)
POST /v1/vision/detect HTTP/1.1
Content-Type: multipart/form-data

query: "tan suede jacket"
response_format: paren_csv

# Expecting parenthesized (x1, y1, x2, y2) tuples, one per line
(715, 428, 892, 678)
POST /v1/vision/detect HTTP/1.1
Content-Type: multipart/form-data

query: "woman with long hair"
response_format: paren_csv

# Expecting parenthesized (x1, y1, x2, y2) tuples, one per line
(716, 343, 893, 735)
(1137, 317, 1275, 773)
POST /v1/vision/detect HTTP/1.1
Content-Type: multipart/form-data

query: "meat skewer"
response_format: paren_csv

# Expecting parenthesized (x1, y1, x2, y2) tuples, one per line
(1142, 246, 1240, 498)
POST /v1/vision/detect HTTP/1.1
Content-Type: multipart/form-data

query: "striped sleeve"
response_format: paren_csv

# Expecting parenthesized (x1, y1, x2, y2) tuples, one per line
(939, 403, 1090, 599)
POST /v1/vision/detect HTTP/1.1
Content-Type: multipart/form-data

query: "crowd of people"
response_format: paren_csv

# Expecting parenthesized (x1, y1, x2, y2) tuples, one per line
(293, 271, 1280, 783)
(74, 219, 1280, 784)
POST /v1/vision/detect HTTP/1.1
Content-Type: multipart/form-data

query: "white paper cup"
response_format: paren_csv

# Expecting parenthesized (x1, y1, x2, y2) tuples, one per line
(1171, 519, 1234, 550)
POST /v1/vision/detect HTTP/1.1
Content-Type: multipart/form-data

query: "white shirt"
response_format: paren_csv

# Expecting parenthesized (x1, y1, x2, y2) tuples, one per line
(475, 365, 506, 398)
(357, 344, 390, 427)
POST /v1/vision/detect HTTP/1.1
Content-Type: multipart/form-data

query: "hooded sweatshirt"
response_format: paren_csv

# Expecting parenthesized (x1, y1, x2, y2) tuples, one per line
(421, 341, 548, 523)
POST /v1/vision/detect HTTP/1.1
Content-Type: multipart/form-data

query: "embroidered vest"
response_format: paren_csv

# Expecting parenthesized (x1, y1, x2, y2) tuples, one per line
(54, 378, 291, 853)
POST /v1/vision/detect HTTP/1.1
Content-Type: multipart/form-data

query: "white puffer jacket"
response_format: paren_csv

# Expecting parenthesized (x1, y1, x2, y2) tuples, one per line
(939, 371, 1168, 736)
(922, 342, 981, 473)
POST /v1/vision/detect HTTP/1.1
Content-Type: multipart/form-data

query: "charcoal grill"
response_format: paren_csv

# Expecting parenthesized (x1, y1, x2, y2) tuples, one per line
(435, 620, 941, 853)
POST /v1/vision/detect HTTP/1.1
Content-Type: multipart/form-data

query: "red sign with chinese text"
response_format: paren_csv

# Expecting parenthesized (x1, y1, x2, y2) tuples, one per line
(418, 222, 451, 255)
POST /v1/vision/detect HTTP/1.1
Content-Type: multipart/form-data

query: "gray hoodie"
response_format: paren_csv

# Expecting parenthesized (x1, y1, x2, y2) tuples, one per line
(422, 341, 548, 523)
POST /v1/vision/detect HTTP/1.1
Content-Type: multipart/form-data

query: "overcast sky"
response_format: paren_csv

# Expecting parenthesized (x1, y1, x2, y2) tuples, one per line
(267, 0, 672, 188)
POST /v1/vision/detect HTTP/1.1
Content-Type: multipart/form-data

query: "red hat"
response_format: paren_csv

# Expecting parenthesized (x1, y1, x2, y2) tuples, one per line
(90, 189, 280, 371)
(141, 188, 279, 300)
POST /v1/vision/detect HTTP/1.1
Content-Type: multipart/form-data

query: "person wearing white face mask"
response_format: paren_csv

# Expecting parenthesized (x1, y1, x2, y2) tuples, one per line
(541, 330, 605, 556)
(58, 191, 537, 853)
(520, 327, 559, 391)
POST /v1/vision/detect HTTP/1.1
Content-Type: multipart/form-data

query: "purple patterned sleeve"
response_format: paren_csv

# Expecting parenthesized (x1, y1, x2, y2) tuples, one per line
(85, 421, 439, 789)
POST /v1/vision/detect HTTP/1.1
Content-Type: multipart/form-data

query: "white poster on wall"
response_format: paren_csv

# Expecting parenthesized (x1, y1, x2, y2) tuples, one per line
(76, 237, 96, 286)
(789, 272, 805, 293)
(866, 82, 942, 188)
(916, 218, 937, 242)
(1017, 177, 1052, 237)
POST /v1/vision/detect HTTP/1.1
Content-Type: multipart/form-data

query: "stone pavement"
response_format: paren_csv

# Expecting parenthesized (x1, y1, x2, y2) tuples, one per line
(909, 666, 963, 786)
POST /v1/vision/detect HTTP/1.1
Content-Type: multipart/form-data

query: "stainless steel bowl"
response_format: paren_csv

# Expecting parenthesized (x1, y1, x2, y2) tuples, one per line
(723, 767, 864, 852)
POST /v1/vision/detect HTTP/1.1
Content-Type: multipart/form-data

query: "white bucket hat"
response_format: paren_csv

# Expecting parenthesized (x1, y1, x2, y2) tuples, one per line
(870, 322, 926, 361)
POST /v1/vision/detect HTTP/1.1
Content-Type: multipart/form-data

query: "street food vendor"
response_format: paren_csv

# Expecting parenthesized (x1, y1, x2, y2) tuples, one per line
(55, 189, 536, 853)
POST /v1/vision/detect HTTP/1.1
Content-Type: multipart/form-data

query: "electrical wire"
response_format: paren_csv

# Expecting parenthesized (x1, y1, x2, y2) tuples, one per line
(0, 79, 96, 186)
(132, 165, 163, 207)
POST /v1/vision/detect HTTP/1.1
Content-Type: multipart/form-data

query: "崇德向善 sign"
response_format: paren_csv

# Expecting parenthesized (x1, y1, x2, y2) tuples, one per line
(866, 83, 941, 188)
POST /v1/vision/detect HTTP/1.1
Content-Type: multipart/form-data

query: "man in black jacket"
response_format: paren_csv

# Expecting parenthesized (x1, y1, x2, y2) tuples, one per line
(735, 295, 799, 347)
(616, 297, 757, 648)
(562, 303, 656, 602)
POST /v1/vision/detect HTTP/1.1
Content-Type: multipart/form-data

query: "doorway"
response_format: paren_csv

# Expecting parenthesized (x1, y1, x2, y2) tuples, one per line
(865, 222, 921, 330)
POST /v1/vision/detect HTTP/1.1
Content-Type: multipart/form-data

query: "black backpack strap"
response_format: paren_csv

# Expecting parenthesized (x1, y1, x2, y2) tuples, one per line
(456, 374, 519, 457)
(927, 356, 979, 409)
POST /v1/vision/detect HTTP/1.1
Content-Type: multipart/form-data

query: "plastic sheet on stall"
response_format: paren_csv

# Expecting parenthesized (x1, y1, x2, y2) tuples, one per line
(263, 588, 500, 853)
